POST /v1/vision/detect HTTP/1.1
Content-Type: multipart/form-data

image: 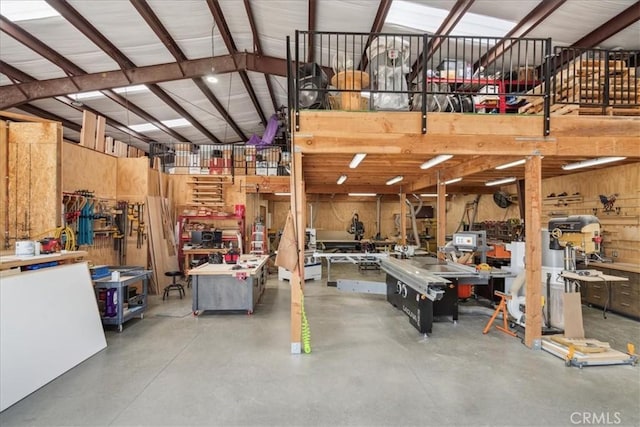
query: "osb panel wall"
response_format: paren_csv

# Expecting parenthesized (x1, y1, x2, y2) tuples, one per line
(62, 142, 116, 198)
(116, 157, 151, 269)
(444, 194, 519, 235)
(62, 143, 117, 266)
(6, 122, 61, 241)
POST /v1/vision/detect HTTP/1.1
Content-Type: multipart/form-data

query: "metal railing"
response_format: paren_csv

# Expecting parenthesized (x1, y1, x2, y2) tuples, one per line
(553, 47, 639, 110)
(292, 31, 552, 134)
(149, 142, 290, 177)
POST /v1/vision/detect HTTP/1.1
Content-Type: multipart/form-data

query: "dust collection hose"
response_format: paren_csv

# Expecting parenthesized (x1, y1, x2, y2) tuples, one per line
(301, 294, 312, 354)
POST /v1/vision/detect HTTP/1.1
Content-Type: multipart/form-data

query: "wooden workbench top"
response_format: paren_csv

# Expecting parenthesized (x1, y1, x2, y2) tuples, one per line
(0, 251, 88, 271)
(188, 255, 268, 276)
(588, 262, 640, 274)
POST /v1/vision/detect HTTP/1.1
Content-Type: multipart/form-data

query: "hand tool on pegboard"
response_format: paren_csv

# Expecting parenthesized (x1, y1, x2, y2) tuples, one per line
(136, 202, 146, 249)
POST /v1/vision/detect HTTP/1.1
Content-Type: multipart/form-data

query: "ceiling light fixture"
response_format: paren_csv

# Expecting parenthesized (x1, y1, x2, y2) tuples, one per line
(274, 192, 291, 196)
(420, 193, 448, 197)
(337, 175, 347, 185)
(206, 23, 219, 84)
(386, 176, 404, 185)
(443, 177, 462, 185)
(349, 153, 367, 168)
(348, 193, 377, 197)
(485, 177, 517, 186)
(420, 154, 453, 170)
(561, 157, 627, 171)
(495, 159, 526, 170)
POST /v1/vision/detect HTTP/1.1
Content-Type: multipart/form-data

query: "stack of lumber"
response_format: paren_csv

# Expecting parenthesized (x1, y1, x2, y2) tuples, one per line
(518, 57, 639, 116)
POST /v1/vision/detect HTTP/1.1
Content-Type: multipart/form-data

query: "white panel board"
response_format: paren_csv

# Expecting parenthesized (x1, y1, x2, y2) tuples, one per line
(0, 262, 107, 412)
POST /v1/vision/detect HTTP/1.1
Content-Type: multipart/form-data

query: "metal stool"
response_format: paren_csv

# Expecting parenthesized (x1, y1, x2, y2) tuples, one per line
(163, 271, 185, 300)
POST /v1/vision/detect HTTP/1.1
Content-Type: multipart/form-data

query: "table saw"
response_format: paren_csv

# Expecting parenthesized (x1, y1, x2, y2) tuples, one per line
(381, 256, 512, 334)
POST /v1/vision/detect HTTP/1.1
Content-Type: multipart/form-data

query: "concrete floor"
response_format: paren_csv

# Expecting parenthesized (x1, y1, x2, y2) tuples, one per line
(1, 263, 639, 427)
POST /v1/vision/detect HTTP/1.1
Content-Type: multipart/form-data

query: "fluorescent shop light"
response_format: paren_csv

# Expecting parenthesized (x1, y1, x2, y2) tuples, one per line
(443, 177, 462, 185)
(349, 153, 367, 169)
(495, 159, 526, 170)
(420, 154, 453, 170)
(485, 177, 517, 186)
(385, 176, 404, 185)
(562, 157, 627, 171)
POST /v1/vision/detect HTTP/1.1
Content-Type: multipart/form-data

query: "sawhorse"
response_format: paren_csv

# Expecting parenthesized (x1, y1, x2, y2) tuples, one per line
(483, 291, 517, 337)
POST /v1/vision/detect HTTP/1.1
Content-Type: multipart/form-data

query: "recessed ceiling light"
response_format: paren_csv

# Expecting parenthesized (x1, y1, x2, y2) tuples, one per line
(337, 175, 347, 185)
(348, 193, 377, 197)
(274, 192, 291, 196)
(420, 193, 448, 197)
(562, 157, 627, 171)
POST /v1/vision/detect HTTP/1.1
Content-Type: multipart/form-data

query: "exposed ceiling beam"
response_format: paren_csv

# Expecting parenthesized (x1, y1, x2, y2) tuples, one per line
(475, 0, 566, 70)
(243, 0, 279, 111)
(207, 0, 267, 127)
(409, 156, 521, 191)
(131, 0, 226, 143)
(0, 60, 155, 144)
(46, 0, 136, 72)
(0, 53, 288, 109)
(409, 0, 475, 81)
(18, 104, 82, 133)
(307, 0, 317, 63)
(359, 0, 393, 70)
(47, 0, 200, 142)
(571, 0, 640, 47)
(1, 14, 186, 142)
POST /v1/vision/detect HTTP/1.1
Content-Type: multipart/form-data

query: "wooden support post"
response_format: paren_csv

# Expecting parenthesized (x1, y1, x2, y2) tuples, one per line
(399, 192, 407, 246)
(437, 171, 447, 260)
(524, 155, 542, 348)
(290, 149, 304, 354)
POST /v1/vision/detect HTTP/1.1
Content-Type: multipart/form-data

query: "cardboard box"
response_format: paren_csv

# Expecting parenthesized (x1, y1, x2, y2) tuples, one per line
(517, 67, 538, 82)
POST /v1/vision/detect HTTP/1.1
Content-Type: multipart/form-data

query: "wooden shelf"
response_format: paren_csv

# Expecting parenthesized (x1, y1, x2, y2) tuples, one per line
(598, 216, 639, 226)
(543, 195, 583, 206)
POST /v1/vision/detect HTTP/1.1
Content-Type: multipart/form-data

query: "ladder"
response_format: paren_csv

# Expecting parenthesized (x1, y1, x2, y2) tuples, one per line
(250, 223, 267, 255)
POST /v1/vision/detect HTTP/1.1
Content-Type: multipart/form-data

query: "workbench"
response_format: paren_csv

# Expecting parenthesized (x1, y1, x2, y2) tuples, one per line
(188, 255, 268, 315)
(562, 270, 630, 319)
(182, 247, 227, 272)
(0, 250, 88, 272)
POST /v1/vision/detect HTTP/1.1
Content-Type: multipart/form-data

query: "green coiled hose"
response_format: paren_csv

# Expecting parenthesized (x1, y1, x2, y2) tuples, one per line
(301, 294, 312, 354)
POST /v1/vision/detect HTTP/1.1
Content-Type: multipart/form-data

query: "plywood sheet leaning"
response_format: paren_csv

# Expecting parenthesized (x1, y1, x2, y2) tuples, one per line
(95, 116, 106, 153)
(146, 195, 179, 293)
(62, 142, 117, 197)
(80, 110, 97, 149)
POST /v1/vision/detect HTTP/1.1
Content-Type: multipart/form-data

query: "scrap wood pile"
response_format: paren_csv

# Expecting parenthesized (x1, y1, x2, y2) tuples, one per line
(518, 57, 640, 116)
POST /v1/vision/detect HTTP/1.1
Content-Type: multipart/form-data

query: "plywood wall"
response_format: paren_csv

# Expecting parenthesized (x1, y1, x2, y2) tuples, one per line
(1, 121, 7, 250)
(116, 157, 151, 269)
(539, 162, 639, 263)
(62, 142, 117, 197)
(5, 122, 61, 243)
